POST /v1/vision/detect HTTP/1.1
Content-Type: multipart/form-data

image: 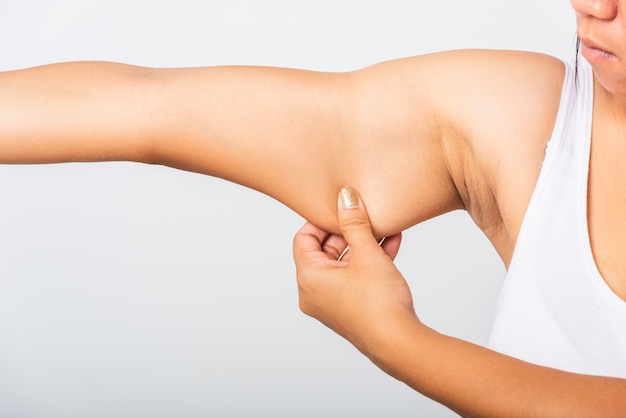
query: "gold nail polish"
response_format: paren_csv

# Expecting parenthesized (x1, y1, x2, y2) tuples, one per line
(340, 186, 359, 209)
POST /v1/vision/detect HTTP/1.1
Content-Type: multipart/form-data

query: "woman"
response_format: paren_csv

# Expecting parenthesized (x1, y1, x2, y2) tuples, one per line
(294, 1, 626, 415)
(1, 0, 624, 416)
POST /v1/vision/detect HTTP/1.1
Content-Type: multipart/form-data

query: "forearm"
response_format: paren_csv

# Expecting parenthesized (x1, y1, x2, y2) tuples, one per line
(370, 316, 626, 417)
(0, 62, 157, 164)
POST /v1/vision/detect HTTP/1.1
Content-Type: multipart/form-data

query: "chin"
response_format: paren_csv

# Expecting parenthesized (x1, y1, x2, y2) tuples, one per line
(591, 63, 626, 99)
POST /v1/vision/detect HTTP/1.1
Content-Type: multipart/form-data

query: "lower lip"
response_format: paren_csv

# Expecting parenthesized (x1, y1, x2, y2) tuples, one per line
(580, 42, 617, 63)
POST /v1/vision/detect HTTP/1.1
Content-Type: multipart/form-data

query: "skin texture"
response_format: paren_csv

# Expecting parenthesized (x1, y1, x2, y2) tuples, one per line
(294, 188, 626, 417)
(0, 51, 563, 260)
(575, 0, 626, 299)
(294, 1, 626, 415)
(1, 0, 626, 415)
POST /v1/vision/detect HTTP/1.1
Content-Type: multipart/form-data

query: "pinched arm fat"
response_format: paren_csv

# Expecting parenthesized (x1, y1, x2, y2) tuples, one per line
(0, 58, 462, 238)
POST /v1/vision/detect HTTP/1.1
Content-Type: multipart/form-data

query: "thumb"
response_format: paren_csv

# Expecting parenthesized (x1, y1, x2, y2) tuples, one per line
(337, 186, 381, 256)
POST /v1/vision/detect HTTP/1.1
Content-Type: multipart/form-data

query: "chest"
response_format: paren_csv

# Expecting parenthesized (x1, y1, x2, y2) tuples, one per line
(490, 90, 626, 303)
(587, 107, 626, 302)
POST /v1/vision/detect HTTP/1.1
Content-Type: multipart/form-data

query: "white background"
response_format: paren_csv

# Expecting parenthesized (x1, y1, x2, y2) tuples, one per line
(0, 1, 575, 417)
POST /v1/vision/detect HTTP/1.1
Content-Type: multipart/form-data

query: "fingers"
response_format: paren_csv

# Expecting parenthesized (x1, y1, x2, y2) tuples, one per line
(337, 186, 381, 256)
(294, 186, 401, 265)
(381, 232, 402, 261)
(293, 222, 348, 265)
(293, 222, 330, 264)
(321, 234, 349, 260)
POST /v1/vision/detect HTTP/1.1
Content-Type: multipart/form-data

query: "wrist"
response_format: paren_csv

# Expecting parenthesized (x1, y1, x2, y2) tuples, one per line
(360, 309, 426, 367)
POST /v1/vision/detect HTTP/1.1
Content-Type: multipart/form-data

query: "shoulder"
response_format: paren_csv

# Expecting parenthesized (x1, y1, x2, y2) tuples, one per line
(443, 50, 566, 262)
(347, 51, 566, 259)
(419, 50, 566, 131)
(428, 50, 566, 172)
(357, 49, 565, 103)
(354, 49, 565, 161)
(401, 50, 566, 261)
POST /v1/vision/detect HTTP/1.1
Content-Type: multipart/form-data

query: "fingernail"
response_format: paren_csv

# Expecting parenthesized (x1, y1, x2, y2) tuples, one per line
(340, 186, 359, 209)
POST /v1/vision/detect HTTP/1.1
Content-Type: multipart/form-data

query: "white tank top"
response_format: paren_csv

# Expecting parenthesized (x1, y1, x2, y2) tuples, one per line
(488, 58, 626, 378)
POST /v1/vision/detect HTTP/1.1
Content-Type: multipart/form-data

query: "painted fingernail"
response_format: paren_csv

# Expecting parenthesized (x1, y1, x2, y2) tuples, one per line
(340, 186, 359, 209)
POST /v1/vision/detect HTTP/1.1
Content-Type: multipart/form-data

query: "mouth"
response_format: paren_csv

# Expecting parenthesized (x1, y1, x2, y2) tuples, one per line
(579, 36, 617, 62)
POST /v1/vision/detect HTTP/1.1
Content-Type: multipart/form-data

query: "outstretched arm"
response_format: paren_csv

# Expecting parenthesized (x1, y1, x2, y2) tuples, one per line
(294, 186, 626, 418)
(0, 58, 462, 238)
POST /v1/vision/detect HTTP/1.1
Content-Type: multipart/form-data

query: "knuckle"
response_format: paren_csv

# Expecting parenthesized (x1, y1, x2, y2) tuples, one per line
(340, 213, 368, 230)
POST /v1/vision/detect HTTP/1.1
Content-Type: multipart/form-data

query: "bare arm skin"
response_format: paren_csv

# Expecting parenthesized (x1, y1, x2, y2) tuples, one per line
(0, 50, 564, 250)
(294, 188, 626, 418)
(3, 47, 615, 416)
(149, 62, 463, 237)
(0, 59, 458, 239)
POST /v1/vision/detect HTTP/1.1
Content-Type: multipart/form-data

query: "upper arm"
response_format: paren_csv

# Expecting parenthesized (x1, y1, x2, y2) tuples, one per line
(0, 52, 561, 242)
(149, 60, 465, 238)
(336, 50, 564, 244)
(337, 58, 465, 237)
(150, 51, 565, 240)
